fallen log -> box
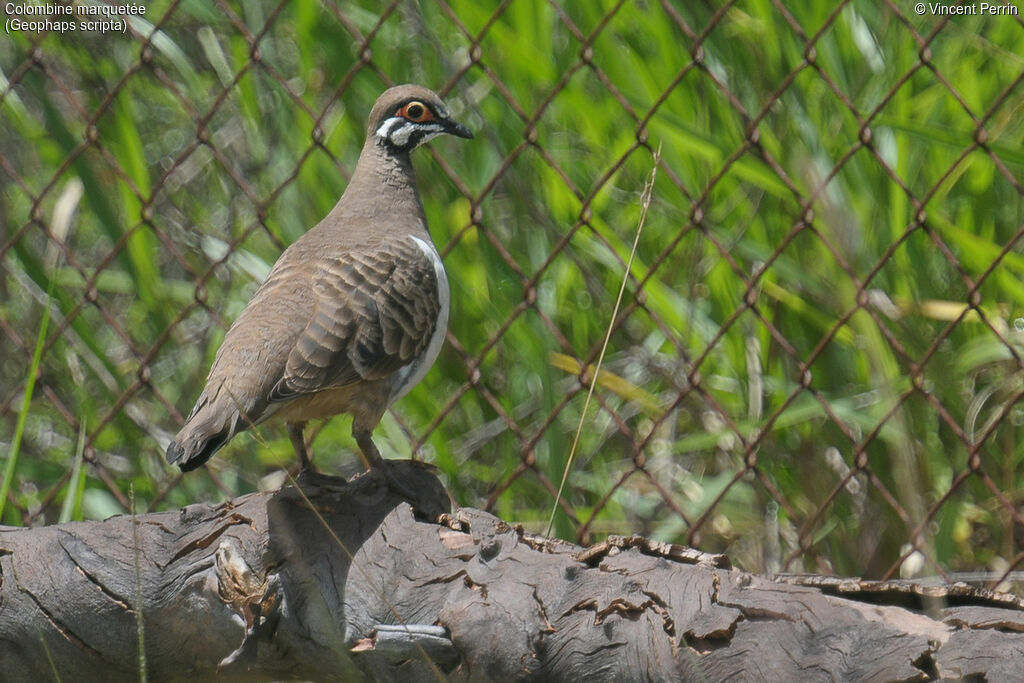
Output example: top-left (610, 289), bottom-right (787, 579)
top-left (1, 461), bottom-right (1022, 681)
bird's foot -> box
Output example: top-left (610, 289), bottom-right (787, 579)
top-left (352, 432), bottom-right (441, 504)
top-left (346, 459), bottom-right (427, 502)
top-left (295, 464), bottom-right (346, 488)
top-left (375, 461), bottom-right (423, 501)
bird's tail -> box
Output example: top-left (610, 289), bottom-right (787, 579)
top-left (166, 427), bottom-right (229, 472)
top-left (166, 401), bottom-right (238, 471)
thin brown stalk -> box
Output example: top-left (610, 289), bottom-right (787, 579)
top-left (546, 146), bottom-right (661, 536)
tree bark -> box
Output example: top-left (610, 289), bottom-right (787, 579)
top-left (1, 462), bottom-right (1022, 682)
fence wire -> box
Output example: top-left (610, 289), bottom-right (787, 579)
top-left (2, 0), bottom-right (1024, 587)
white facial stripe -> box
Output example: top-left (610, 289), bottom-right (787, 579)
top-left (375, 117), bottom-right (402, 140)
top-left (399, 123), bottom-right (444, 147)
top-left (417, 131), bottom-right (443, 146)
top-left (376, 118), bottom-right (447, 148)
top-left (389, 122), bottom-right (416, 147)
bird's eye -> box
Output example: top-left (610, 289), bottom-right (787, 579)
top-left (399, 101), bottom-right (433, 123)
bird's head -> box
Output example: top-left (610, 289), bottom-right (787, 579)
top-left (368, 84), bottom-right (473, 153)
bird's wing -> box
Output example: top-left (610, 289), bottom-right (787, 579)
top-left (269, 238), bottom-right (442, 401)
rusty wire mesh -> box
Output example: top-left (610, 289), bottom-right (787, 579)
top-left (2, 0), bottom-right (1024, 585)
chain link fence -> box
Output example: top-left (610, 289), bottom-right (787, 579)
top-left (2, 0), bottom-right (1024, 586)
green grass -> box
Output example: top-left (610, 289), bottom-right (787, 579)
top-left (0, 264), bottom-right (54, 524)
top-left (1, 0), bottom-right (1023, 581)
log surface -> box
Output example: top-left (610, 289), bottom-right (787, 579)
top-left (1, 463), bottom-right (1022, 681)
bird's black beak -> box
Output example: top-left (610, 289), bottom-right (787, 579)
top-left (445, 118), bottom-right (474, 139)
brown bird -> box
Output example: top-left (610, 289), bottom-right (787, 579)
top-left (167, 84), bottom-right (472, 475)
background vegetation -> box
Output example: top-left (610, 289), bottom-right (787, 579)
top-left (2, 0), bottom-right (1023, 585)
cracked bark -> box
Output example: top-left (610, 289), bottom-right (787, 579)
top-left (1, 462), bottom-right (1023, 682)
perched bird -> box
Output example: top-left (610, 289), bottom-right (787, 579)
top-left (167, 84), bottom-right (472, 476)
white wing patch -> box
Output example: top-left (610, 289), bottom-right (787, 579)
top-left (389, 236), bottom-right (449, 403)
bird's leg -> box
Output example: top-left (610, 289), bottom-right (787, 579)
top-left (353, 427), bottom-right (385, 470)
top-left (353, 424), bottom-right (419, 500)
top-left (287, 421), bottom-right (314, 471)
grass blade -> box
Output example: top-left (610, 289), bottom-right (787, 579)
top-left (546, 146), bottom-right (661, 537)
top-left (58, 422), bottom-right (88, 524)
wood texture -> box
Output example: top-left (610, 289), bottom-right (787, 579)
top-left (1, 463), bottom-right (1022, 681)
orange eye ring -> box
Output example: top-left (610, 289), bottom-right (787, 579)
top-left (397, 101), bottom-right (435, 123)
